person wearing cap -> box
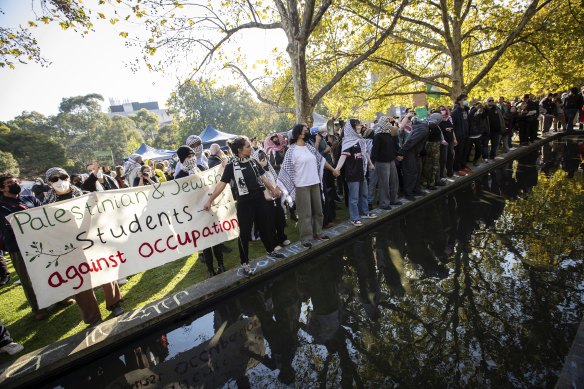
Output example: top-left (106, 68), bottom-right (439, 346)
top-left (44, 167), bottom-right (124, 325)
top-left (0, 173), bottom-right (48, 319)
top-left (204, 136), bottom-right (285, 276)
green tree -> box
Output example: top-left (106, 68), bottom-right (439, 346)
top-left (0, 150), bottom-right (20, 176)
top-left (1, 1), bottom-right (93, 69)
top-left (129, 108), bottom-right (159, 143)
top-left (123, 0), bottom-right (408, 124)
top-left (168, 80), bottom-right (262, 139)
top-left (0, 126), bottom-right (67, 177)
top-left (155, 121), bottom-right (181, 150)
top-left (363, 0), bottom-right (558, 101)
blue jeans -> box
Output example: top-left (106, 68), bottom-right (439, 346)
top-left (367, 168), bottom-right (377, 205)
top-left (347, 180), bottom-right (369, 221)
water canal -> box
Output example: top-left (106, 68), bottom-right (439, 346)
top-left (43, 136), bottom-right (584, 388)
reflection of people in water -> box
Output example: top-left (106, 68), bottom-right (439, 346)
top-left (349, 235), bottom-right (381, 321)
top-left (375, 220), bottom-right (409, 296)
top-left (238, 273), bottom-right (301, 385)
top-left (562, 137), bottom-right (581, 178)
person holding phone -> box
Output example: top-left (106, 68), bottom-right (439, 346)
top-left (133, 165), bottom-right (158, 187)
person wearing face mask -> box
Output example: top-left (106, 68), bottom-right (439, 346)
top-left (205, 136), bottom-right (286, 276)
top-left (334, 119), bottom-right (377, 226)
top-left (176, 145), bottom-right (227, 276)
top-left (82, 160), bottom-right (119, 192)
top-left (133, 165), bottom-right (159, 187)
top-left (452, 94), bottom-right (471, 176)
top-left (468, 102), bottom-right (489, 166)
top-left (44, 167), bottom-right (124, 325)
top-left (0, 174), bottom-right (48, 319)
top-left (115, 165), bottom-right (128, 188)
top-left (437, 106), bottom-right (457, 179)
top-left (264, 133), bottom-right (287, 173)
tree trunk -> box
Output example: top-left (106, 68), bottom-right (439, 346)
top-left (287, 40), bottom-right (314, 126)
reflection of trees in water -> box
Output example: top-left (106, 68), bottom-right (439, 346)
top-left (284, 169), bottom-right (584, 388)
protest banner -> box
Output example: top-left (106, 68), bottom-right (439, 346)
top-left (8, 167), bottom-right (238, 309)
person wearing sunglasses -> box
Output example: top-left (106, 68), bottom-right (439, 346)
top-left (44, 167), bottom-right (124, 325)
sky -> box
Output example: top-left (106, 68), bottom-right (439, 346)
top-left (0, 1), bottom-right (286, 122)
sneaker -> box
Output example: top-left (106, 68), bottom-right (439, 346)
top-left (351, 220), bottom-right (363, 226)
top-left (117, 278), bottom-right (128, 286)
top-left (483, 159), bottom-right (489, 164)
top-left (456, 170), bottom-right (467, 177)
top-left (282, 239), bottom-right (291, 246)
top-left (405, 195), bottom-right (416, 201)
top-left (0, 342), bottom-right (24, 356)
top-left (390, 201), bottom-right (403, 206)
top-left (268, 251), bottom-right (286, 259)
top-left (241, 263), bottom-right (255, 276)
top-left (302, 241), bottom-right (313, 248)
top-left (14, 279), bottom-right (21, 286)
top-left (315, 234), bottom-right (330, 241)
top-left (361, 213), bottom-right (378, 219)
top-left (0, 274), bottom-right (9, 286)
top-left (435, 180), bottom-right (447, 187)
top-left (273, 245), bottom-right (282, 251)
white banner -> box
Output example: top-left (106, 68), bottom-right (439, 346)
top-left (8, 167), bottom-right (239, 309)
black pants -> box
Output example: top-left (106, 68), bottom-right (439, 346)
top-left (0, 252), bottom-right (8, 278)
top-left (402, 151), bottom-right (422, 196)
top-left (0, 323), bottom-right (14, 347)
top-left (202, 244), bottom-right (224, 271)
top-left (267, 199), bottom-right (287, 245)
top-left (322, 170), bottom-right (336, 226)
top-left (454, 137), bottom-right (469, 171)
top-left (237, 199), bottom-right (275, 264)
top-left (528, 119), bottom-right (538, 141)
top-left (440, 142), bottom-right (455, 177)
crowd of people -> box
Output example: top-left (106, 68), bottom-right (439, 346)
top-left (0, 88), bottom-right (583, 356)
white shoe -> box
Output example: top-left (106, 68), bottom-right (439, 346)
top-left (241, 263), bottom-right (255, 276)
top-left (282, 240), bottom-right (291, 246)
top-left (117, 278), bottom-right (128, 286)
top-left (273, 245), bottom-right (282, 251)
top-left (14, 279), bottom-right (21, 285)
top-left (0, 342), bottom-right (24, 356)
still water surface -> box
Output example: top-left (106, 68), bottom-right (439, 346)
top-left (46, 138), bottom-right (584, 388)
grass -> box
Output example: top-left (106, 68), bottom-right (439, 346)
top-left (0, 206), bottom-right (349, 365)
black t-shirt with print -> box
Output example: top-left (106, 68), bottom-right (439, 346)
top-left (342, 143), bottom-right (365, 182)
top-left (220, 159), bottom-right (266, 202)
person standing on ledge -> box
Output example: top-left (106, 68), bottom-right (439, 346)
top-left (44, 167), bottom-right (124, 326)
top-left (204, 136), bottom-right (285, 277)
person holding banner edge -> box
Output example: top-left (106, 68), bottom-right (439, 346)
top-left (44, 167), bottom-right (124, 325)
top-left (203, 136), bottom-right (285, 277)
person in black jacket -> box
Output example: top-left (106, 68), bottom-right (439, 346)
top-left (82, 160), bottom-right (119, 192)
top-left (371, 116), bottom-right (401, 210)
top-left (523, 94), bottom-right (540, 141)
top-left (563, 87), bottom-right (584, 132)
top-left (451, 94), bottom-right (471, 176)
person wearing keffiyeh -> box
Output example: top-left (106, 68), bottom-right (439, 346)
top-left (334, 119), bottom-right (377, 226)
top-left (277, 124), bottom-right (339, 248)
top-left (204, 136), bottom-right (286, 276)
top-left (123, 154), bottom-right (143, 187)
top-left (44, 167), bottom-right (125, 325)
top-left (263, 133), bottom-right (288, 172)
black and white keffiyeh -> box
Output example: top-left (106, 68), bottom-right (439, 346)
top-left (276, 143), bottom-right (324, 201)
top-left (341, 120), bottom-right (369, 174)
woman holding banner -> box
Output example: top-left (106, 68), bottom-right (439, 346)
top-left (203, 137), bottom-right (285, 277)
top-left (44, 167), bottom-right (125, 325)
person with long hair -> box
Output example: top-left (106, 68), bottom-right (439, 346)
top-left (204, 136), bottom-right (285, 276)
top-left (278, 124), bottom-right (339, 247)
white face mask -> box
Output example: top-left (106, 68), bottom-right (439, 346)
top-left (462, 100), bottom-right (469, 106)
top-left (96, 171), bottom-right (104, 179)
top-left (183, 158), bottom-right (198, 172)
top-left (52, 179), bottom-right (70, 194)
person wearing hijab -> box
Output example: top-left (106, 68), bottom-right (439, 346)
top-left (123, 154), bottom-right (143, 187)
top-left (278, 124), bottom-right (338, 247)
top-left (44, 167), bottom-right (124, 325)
top-left (334, 119), bottom-right (377, 226)
top-left (264, 133), bottom-right (288, 173)
top-left (204, 137), bottom-right (285, 276)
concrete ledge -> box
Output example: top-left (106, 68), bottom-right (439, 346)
top-left (0, 133), bottom-right (566, 388)
top-left (555, 317), bottom-right (584, 389)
